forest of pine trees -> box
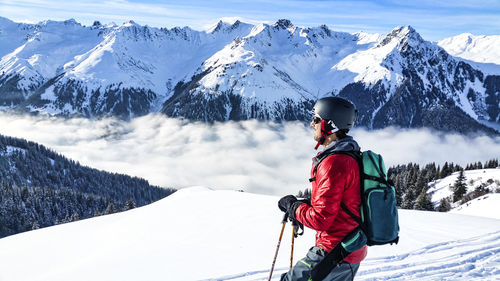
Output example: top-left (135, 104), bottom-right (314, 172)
top-left (0, 134), bottom-right (176, 238)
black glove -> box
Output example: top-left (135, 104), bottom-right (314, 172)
top-left (279, 195), bottom-right (307, 237)
top-left (278, 195), bottom-right (298, 213)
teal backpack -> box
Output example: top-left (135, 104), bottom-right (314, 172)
top-left (309, 150), bottom-right (399, 281)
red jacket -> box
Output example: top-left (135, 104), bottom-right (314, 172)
top-left (295, 154), bottom-right (367, 264)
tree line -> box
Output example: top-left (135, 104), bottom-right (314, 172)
top-left (0, 134), bottom-right (175, 238)
top-left (388, 159), bottom-right (499, 211)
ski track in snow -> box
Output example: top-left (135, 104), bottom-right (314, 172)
top-left (208, 231), bottom-right (500, 281)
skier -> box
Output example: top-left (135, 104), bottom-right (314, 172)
top-left (278, 97), bottom-right (367, 281)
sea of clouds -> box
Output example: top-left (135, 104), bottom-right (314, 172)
top-left (1, 112), bottom-right (499, 195)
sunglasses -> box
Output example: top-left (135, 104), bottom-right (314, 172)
top-left (312, 116), bottom-right (322, 124)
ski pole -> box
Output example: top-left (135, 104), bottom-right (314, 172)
top-left (268, 212), bottom-right (289, 281)
top-left (290, 224), bottom-right (295, 269)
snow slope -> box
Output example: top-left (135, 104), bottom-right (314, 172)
top-left (427, 168), bottom-right (500, 219)
top-left (0, 186), bottom-right (499, 281)
top-left (450, 193), bottom-right (500, 219)
top-left (438, 33), bottom-right (500, 65)
top-left (438, 33), bottom-right (500, 75)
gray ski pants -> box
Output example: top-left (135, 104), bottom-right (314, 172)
top-left (281, 246), bottom-right (360, 281)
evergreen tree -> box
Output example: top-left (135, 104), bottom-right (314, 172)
top-left (105, 202), bottom-right (116, 215)
top-left (437, 197), bottom-right (451, 212)
top-left (125, 198), bottom-right (135, 210)
top-left (415, 187), bottom-right (434, 211)
top-left (485, 158), bottom-right (499, 168)
top-left (32, 221), bottom-right (40, 230)
top-left (297, 190), bottom-right (304, 198)
top-left (439, 162), bottom-right (450, 179)
top-left (415, 174), bottom-right (427, 196)
top-left (70, 213), bottom-right (80, 222)
top-left (426, 163), bottom-right (438, 181)
top-left (452, 170), bottom-right (467, 202)
top-left (393, 174), bottom-right (403, 206)
top-left (453, 164), bottom-right (463, 172)
top-left (401, 183), bottom-right (417, 209)
top-left (303, 188), bottom-right (311, 200)
top-left (296, 188), bottom-right (311, 200)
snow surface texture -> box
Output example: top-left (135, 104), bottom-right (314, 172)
top-left (0, 187), bottom-right (499, 281)
top-left (451, 193), bottom-right (500, 219)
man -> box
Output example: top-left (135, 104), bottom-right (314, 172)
top-left (278, 97), bottom-right (367, 281)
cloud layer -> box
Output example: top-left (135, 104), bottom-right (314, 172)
top-left (0, 113), bottom-right (498, 195)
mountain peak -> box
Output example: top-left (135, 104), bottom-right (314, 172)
top-left (120, 20), bottom-right (144, 29)
top-left (64, 18), bottom-right (78, 25)
top-left (319, 24), bottom-right (332, 37)
top-left (393, 25), bottom-right (417, 37)
top-left (231, 20), bottom-right (242, 28)
top-left (274, 19), bottom-right (294, 30)
top-left (36, 18), bottom-right (82, 28)
top-left (211, 20), bottom-right (227, 33)
top-left (205, 18), bottom-right (254, 33)
top-left (379, 25), bottom-right (424, 47)
top-left (209, 19), bottom-right (245, 33)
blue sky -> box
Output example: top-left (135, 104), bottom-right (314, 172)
top-left (0, 0), bottom-right (499, 41)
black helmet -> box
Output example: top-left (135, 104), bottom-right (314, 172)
top-left (313, 97), bottom-right (358, 131)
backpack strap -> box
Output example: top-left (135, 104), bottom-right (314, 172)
top-left (309, 150), bottom-right (361, 182)
top-left (340, 202), bottom-right (363, 226)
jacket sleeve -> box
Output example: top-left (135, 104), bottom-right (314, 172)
top-left (295, 156), bottom-right (347, 231)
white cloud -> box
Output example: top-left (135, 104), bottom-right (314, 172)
top-left (0, 113), bottom-right (499, 195)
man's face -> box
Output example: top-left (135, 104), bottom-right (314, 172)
top-left (311, 115), bottom-right (322, 141)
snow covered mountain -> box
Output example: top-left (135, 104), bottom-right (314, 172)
top-left (0, 17), bottom-right (254, 118)
top-left (438, 33), bottom-right (500, 66)
top-left (0, 17), bottom-right (499, 134)
top-left (438, 33), bottom-right (500, 101)
top-left (0, 186), bottom-right (499, 280)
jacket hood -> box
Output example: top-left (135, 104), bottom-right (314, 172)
top-left (313, 136), bottom-right (360, 165)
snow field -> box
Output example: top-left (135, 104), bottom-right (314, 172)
top-left (1, 187), bottom-right (499, 281)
